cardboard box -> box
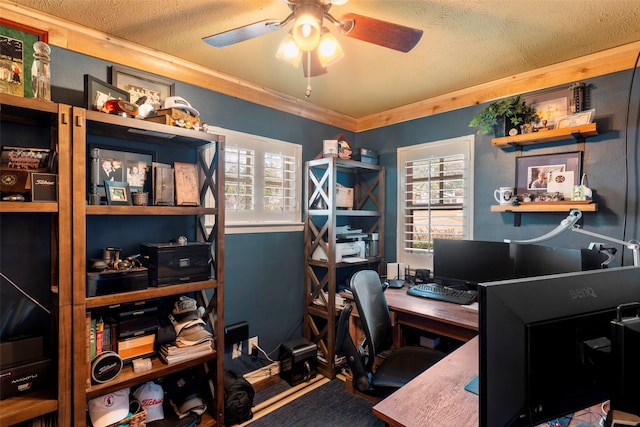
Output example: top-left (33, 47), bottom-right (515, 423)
top-left (141, 242), bottom-right (211, 286)
top-left (117, 333), bottom-right (155, 361)
top-left (0, 358), bottom-right (51, 400)
top-left (336, 185), bottom-right (353, 208)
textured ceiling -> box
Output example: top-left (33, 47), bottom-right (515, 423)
top-left (9, 0), bottom-right (640, 118)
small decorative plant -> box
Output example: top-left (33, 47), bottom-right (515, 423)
top-left (469, 95), bottom-right (539, 135)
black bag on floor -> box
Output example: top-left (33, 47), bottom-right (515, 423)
top-left (224, 370), bottom-right (255, 425)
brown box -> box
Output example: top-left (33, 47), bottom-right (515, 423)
top-left (0, 358), bottom-right (51, 400)
top-left (144, 108), bottom-right (200, 127)
top-left (117, 333), bottom-right (155, 361)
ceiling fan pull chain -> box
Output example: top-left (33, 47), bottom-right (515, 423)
top-left (305, 51), bottom-right (312, 97)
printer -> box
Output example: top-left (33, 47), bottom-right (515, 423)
top-left (312, 241), bottom-right (366, 262)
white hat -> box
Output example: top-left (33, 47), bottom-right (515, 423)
top-left (162, 96), bottom-right (200, 117)
top-left (133, 381), bottom-right (164, 422)
top-left (88, 387), bottom-right (130, 427)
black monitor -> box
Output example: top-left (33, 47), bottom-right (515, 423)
top-left (432, 239), bottom-right (514, 288)
top-left (478, 266), bottom-right (640, 426)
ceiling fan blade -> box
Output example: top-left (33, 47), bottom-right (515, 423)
top-left (340, 13), bottom-right (423, 52)
top-left (203, 20), bottom-right (281, 48)
top-left (303, 49), bottom-right (328, 78)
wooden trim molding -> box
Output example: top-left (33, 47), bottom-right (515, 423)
top-left (2, 1), bottom-right (639, 133)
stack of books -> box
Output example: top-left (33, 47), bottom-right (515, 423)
top-left (158, 340), bottom-right (213, 365)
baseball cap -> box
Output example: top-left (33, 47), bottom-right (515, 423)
top-left (133, 382), bottom-right (164, 422)
top-left (162, 96), bottom-right (199, 117)
top-left (164, 371), bottom-right (207, 418)
top-left (173, 296), bottom-right (198, 315)
top-left (88, 387), bottom-right (130, 427)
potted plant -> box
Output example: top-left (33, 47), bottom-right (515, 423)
top-left (469, 95), bottom-right (539, 136)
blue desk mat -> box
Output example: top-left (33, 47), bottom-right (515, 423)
top-left (464, 375), bottom-right (478, 394)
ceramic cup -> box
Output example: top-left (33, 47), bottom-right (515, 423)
top-left (494, 187), bottom-right (515, 205)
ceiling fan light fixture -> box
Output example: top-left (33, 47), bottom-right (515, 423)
top-left (276, 32), bottom-right (302, 67)
top-left (291, 3), bottom-right (323, 51)
top-left (317, 28), bottom-right (344, 68)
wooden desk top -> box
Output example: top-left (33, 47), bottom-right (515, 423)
top-left (373, 336), bottom-right (479, 427)
top-left (383, 287), bottom-right (479, 332)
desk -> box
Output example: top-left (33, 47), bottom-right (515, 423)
top-left (382, 287), bottom-right (478, 344)
top-left (373, 337), bottom-right (610, 427)
top-left (373, 336), bottom-right (479, 427)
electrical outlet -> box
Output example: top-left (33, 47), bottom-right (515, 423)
top-left (248, 336), bottom-right (258, 356)
top-left (232, 342), bottom-right (242, 359)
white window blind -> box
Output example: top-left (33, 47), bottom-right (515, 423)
top-left (205, 127), bottom-right (302, 231)
top-left (397, 135), bottom-right (474, 269)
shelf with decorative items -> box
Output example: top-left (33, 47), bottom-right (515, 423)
top-left (491, 201), bottom-right (598, 226)
top-left (492, 123), bottom-right (598, 149)
top-left (70, 106), bottom-right (225, 426)
top-left (304, 156), bottom-right (385, 378)
top-left (0, 93), bottom-right (72, 427)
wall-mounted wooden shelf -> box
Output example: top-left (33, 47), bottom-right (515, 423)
top-left (492, 202), bottom-right (597, 226)
top-left (492, 123), bottom-right (598, 148)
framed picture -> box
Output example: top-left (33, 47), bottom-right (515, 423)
top-left (84, 75), bottom-right (130, 112)
top-left (515, 151), bottom-right (582, 195)
top-left (524, 88), bottom-right (569, 131)
top-left (105, 181), bottom-right (132, 205)
top-left (111, 65), bottom-right (175, 110)
top-left (89, 145), bottom-right (154, 201)
top-left (174, 162), bottom-right (199, 206)
top-left (0, 18), bottom-right (48, 98)
top-left (556, 109), bottom-right (595, 129)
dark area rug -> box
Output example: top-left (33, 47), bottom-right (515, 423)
top-left (246, 379), bottom-right (386, 427)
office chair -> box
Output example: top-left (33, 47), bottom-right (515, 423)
top-left (336, 270), bottom-right (445, 398)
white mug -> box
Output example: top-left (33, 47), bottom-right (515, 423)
top-left (494, 187), bottom-right (515, 205)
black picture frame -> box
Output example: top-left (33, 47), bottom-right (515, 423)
top-left (515, 151), bottom-right (582, 195)
top-left (105, 181), bottom-right (132, 205)
top-left (111, 65), bottom-right (175, 111)
top-left (89, 145), bottom-right (154, 203)
top-left (84, 75), bottom-right (130, 112)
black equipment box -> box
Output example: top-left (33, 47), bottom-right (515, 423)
top-left (0, 358), bottom-right (51, 400)
top-left (141, 242), bottom-right (211, 287)
top-left (86, 268), bottom-right (148, 297)
top-left (0, 336), bottom-right (43, 368)
top-left (116, 305), bottom-right (158, 339)
top-left (610, 302), bottom-right (640, 416)
top-left (351, 147), bottom-right (379, 165)
top-left (279, 338), bottom-right (317, 386)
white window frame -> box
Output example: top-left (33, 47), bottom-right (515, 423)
top-left (204, 126), bottom-right (303, 234)
top-left (397, 135), bottom-right (475, 270)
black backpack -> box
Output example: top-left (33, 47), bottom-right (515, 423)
top-left (224, 370), bottom-right (255, 425)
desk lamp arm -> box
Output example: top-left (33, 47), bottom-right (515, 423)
top-left (569, 225), bottom-right (640, 267)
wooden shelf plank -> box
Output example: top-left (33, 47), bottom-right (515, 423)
top-left (0, 201), bottom-right (58, 212)
top-left (0, 387), bottom-right (58, 427)
top-left (491, 202), bottom-right (598, 213)
top-left (492, 123), bottom-right (597, 148)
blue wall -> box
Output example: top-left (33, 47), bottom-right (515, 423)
top-left (48, 47), bottom-right (639, 372)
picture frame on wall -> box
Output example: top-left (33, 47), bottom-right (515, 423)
top-left (90, 145), bottom-right (154, 201)
top-left (84, 75), bottom-right (130, 112)
top-left (524, 88), bottom-right (570, 131)
top-left (0, 18), bottom-right (48, 98)
top-left (105, 181), bottom-right (132, 206)
top-left (555, 109), bottom-right (595, 129)
top-left (515, 151), bottom-right (582, 196)
top-left (111, 65), bottom-right (175, 110)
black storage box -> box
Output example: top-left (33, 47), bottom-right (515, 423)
top-left (141, 242), bottom-right (211, 287)
top-left (351, 147), bottom-right (379, 165)
top-left (116, 305), bottom-right (158, 339)
top-left (0, 358), bottom-right (51, 400)
top-left (86, 268), bottom-right (148, 297)
top-left (0, 336), bottom-right (43, 368)
top-left (279, 338), bottom-right (317, 386)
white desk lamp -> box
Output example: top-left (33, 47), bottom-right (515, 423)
top-left (504, 209), bottom-right (640, 267)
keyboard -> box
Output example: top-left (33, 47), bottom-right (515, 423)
top-left (407, 283), bottom-right (477, 305)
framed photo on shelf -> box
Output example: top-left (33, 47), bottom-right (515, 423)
top-left (556, 109), bottom-right (595, 129)
top-left (84, 75), bottom-right (130, 112)
top-left (105, 181), bottom-right (132, 205)
top-left (89, 145), bottom-right (154, 201)
top-left (0, 18), bottom-right (48, 98)
top-left (111, 65), bottom-right (175, 110)
top-left (524, 88), bottom-right (569, 131)
top-left (174, 162), bottom-right (199, 206)
top-left (515, 151), bottom-right (582, 195)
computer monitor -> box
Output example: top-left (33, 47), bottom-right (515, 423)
top-left (432, 239), bottom-right (514, 288)
top-left (478, 266), bottom-right (640, 426)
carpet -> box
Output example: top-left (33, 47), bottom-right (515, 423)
top-left (246, 379), bottom-right (386, 427)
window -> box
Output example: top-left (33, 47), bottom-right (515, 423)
top-left (204, 127), bottom-right (302, 233)
top-left (397, 135), bottom-right (474, 269)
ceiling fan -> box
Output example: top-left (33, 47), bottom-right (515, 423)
top-left (202, 0), bottom-right (423, 78)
